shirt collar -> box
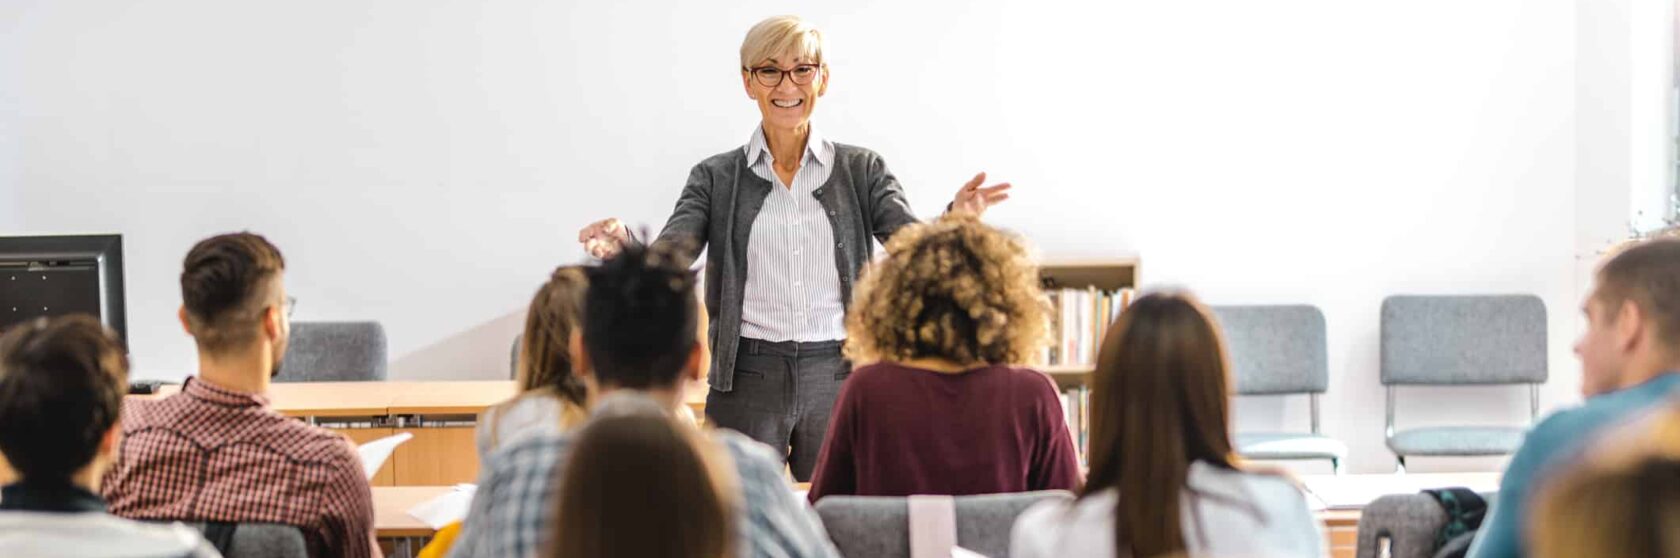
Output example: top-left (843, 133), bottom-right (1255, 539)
top-left (181, 376), bottom-right (270, 408)
top-left (0, 480), bottom-right (107, 513)
top-left (744, 124), bottom-right (834, 169)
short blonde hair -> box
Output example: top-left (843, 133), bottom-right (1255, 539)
top-left (844, 213), bottom-right (1051, 366)
top-left (740, 15), bottom-right (825, 69)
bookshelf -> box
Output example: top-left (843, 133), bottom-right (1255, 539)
top-left (1036, 258), bottom-right (1138, 466)
top-left (1036, 258), bottom-right (1139, 391)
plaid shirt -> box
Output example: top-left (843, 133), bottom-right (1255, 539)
top-left (103, 377), bottom-right (378, 558)
top-left (447, 424), bottom-right (839, 558)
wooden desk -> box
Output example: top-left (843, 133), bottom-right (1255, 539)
top-left (375, 486), bottom-right (452, 538)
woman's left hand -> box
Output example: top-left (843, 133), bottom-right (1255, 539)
top-left (949, 172), bottom-right (1013, 217)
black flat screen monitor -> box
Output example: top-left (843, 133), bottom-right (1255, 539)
top-left (0, 235), bottom-right (127, 343)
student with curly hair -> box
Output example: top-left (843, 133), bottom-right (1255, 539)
top-left (805, 214), bottom-right (1080, 502)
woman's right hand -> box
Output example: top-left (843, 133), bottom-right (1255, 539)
top-left (578, 218), bottom-right (631, 259)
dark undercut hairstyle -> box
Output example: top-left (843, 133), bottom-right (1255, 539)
top-left (0, 315), bottom-right (129, 483)
top-left (582, 241), bottom-right (699, 389)
top-left (1596, 237), bottom-right (1680, 355)
top-left (180, 232), bottom-right (286, 353)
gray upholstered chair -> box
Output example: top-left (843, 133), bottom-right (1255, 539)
top-left (1213, 304), bottom-right (1348, 473)
top-left (509, 334), bottom-right (522, 380)
top-left (1354, 492), bottom-right (1496, 558)
top-left (169, 522), bottom-right (309, 558)
top-left (1381, 295), bottom-right (1546, 470)
top-left (814, 491), bottom-right (1072, 558)
top-left (277, 321), bottom-right (388, 382)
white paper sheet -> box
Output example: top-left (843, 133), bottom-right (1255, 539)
top-left (407, 484), bottom-right (478, 529)
top-left (355, 432), bottom-right (412, 480)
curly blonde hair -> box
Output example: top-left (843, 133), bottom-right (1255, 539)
top-left (845, 213), bottom-right (1050, 366)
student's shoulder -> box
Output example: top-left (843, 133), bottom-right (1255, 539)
top-left (710, 428), bottom-right (791, 478)
top-left (998, 365), bottom-right (1061, 395)
top-left (485, 429), bottom-right (574, 477)
top-left (842, 362), bottom-right (910, 388)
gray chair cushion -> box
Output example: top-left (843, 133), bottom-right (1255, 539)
top-left (278, 321), bottom-right (388, 382)
top-left (1380, 295), bottom-right (1547, 385)
top-left (1355, 492), bottom-right (1497, 558)
top-left (1354, 493), bottom-right (1449, 558)
top-left (814, 491), bottom-right (1073, 558)
top-left (1235, 432), bottom-right (1348, 461)
top-left (173, 522), bottom-right (309, 558)
top-left (1212, 305), bottom-right (1329, 395)
top-left (1386, 426), bottom-right (1527, 456)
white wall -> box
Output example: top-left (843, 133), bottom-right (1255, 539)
top-left (0, 0), bottom-right (1650, 473)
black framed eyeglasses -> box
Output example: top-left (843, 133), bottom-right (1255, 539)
top-left (283, 296), bottom-right (297, 319)
top-left (745, 64), bottom-right (822, 87)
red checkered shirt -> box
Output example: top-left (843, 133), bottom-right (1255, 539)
top-left (103, 377), bottom-right (379, 558)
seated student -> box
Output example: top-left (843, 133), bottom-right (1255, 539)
top-left (1466, 236), bottom-right (1680, 558)
top-left (806, 213), bottom-right (1080, 501)
top-left (1011, 292), bottom-right (1325, 558)
top-left (0, 316), bottom-right (219, 558)
top-left (447, 242), bottom-right (838, 558)
top-left (102, 233), bottom-right (379, 558)
top-left (477, 266), bottom-right (590, 458)
top-left (1530, 404), bottom-right (1680, 558)
top-left (549, 398), bottom-right (738, 558)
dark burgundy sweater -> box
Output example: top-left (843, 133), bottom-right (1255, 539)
top-left (807, 362), bottom-right (1082, 502)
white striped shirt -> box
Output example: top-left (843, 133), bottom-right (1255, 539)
top-left (739, 125), bottom-right (848, 342)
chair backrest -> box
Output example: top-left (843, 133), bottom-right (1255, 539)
top-left (1211, 305), bottom-right (1329, 395)
top-left (814, 491), bottom-right (1073, 558)
top-left (1380, 295), bottom-right (1547, 386)
top-left (171, 522), bottom-right (309, 558)
top-left (277, 321), bottom-right (388, 382)
top-left (509, 334), bottom-right (522, 380)
top-left (1354, 492), bottom-right (1496, 558)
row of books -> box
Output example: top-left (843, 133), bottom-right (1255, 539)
top-left (1058, 386), bottom-right (1091, 466)
top-left (1042, 288), bottom-right (1135, 367)
top-left (1044, 288), bottom-right (1133, 465)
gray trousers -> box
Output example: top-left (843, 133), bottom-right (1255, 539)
top-left (705, 337), bottom-right (848, 482)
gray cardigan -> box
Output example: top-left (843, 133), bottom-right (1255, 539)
top-left (650, 143), bottom-right (920, 392)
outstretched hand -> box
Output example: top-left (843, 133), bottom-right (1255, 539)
top-left (949, 172), bottom-right (1012, 217)
top-left (578, 217), bottom-right (631, 259)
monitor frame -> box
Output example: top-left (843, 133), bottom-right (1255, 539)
top-left (0, 234), bottom-right (127, 343)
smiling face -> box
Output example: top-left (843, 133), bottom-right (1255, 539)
top-left (743, 53), bottom-right (827, 133)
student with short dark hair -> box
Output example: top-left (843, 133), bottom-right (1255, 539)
top-left (806, 214), bottom-right (1080, 501)
top-left (448, 242), bottom-right (838, 558)
top-left (1011, 292), bottom-right (1325, 557)
top-left (102, 232), bottom-right (379, 558)
top-left (1467, 236), bottom-right (1680, 558)
top-left (0, 315), bottom-right (219, 557)
top-left (550, 409), bottom-right (738, 558)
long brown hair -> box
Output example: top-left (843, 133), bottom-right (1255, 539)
top-left (516, 266), bottom-right (589, 407)
top-left (1082, 291), bottom-right (1238, 557)
top-left (549, 413), bottom-right (737, 558)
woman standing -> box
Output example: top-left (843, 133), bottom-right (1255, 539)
top-left (577, 15), bottom-right (1011, 480)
